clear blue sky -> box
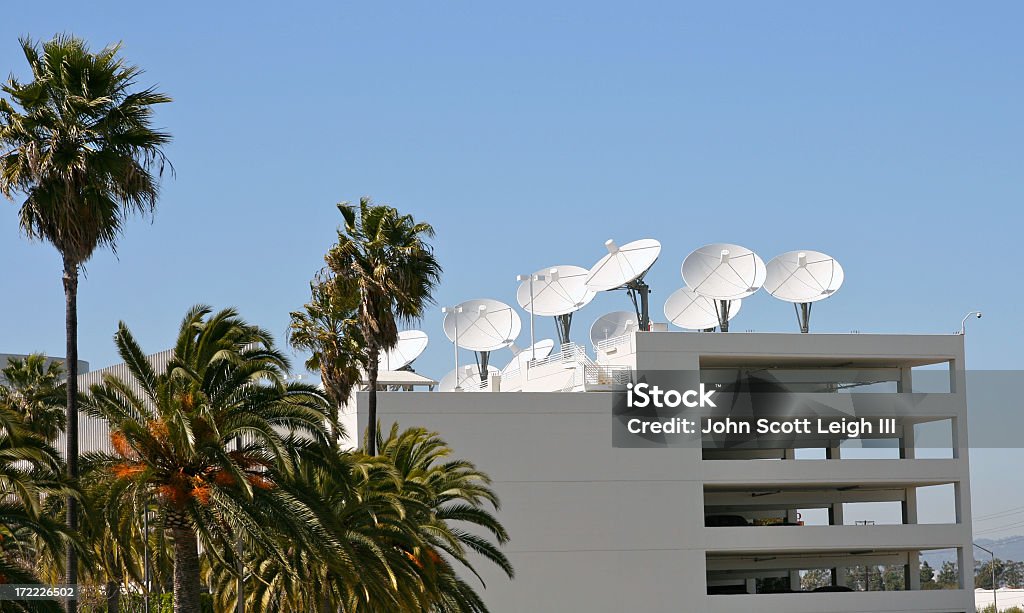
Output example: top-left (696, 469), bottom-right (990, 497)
top-left (2, 2), bottom-right (1022, 534)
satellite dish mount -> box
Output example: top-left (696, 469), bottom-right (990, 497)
top-left (795, 302), bottom-right (812, 334)
top-left (625, 277), bottom-right (652, 332)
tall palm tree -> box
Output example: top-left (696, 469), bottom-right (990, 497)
top-left (287, 281), bottom-right (366, 446)
top-left (0, 34), bottom-right (172, 606)
top-left (82, 306), bottom-right (330, 613)
top-left (323, 198), bottom-right (441, 454)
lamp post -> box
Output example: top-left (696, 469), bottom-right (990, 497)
top-left (974, 542), bottom-right (998, 611)
top-left (516, 273), bottom-right (546, 363)
top-left (442, 306), bottom-right (463, 390)
top-left (959, 311), bottom-right (982, 335)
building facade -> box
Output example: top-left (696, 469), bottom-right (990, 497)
top-left (0, 353), bottom-right (89, 383)
top-left (358, 331), bottom-right (975, 613)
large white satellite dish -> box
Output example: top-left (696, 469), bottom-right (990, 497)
top-left (439, 365), bottom-right (499, 392)
top-left (589, 311), bottom-right (639, 347)
top-left (517, 265), bottom-right (596, 344)
top-left (502, 339), bottom-right (556, 376)
top-left (681, 243), bottom-right (765, 332)
top-left (663, 287), bottom-right (742, 331)
top-left (764, 250), bottom-right (844, 333)
top-left (585, 238), bottom-right (661, 331)
top-left (378, 330), bottom-right (428, 371)
top-left (443, 298), bottom-right (521, 382)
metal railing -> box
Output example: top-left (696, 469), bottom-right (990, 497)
top-left (594, 333), bottom-right (632, 354)
top-left (583, 365), bottom-right (632, 387)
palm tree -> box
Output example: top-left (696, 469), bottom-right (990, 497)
top-left (0, 34), bottom-right (172, 605)
top-left (323, 198), bottom-right (441, 454)
top-left (82, 306), bottom-right (330, 613)
top-left (0, 354), bottom-right (66, 442)
top-left (0, 401), bottom-right (82, 612)
top-left (377, 424), bottom-right (513, 612)
top-left (209, 446), bottom-right (441, 612)
top-left (288, 281), bottom-right (366, 446)
top-left (79, 471), bottom-right (149, 613)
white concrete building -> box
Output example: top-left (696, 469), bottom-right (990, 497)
top-left (358, 331), bottom-right (976, 613)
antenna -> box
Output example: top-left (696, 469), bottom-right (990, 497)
top-left (681, 243), bottom-right (765, 332)
top-left (589, 311), bottom-right (639, 347)
top-left (442, 298), bottom-right (521, 384)
top-left (764, 250), bottom-right (844, 333)
top-left (663, 287), bottom-right (742, 332)
top-left (585, 238), bottom-right (661, 331)
top-left (517, 265), bottom-right (596, 345)
top-left (378, 330), bottom-right (428, 371)
top-left (439, 364), bottom-right (499, 392)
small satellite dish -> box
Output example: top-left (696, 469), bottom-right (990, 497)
top-left (663, 287), bottom-right (742, 331)
top-left (502, 339), bottom-right (556, 376)
top-left (585, 238), bottom-right (661, 331)
top-left (764, 250), bottom-right (844, 333)
top-left (681, 243), bottom-right (766, 332)
top-left (443, 298), bottom-right (521, 382)
top-left (517, 265), bottom-right (596, 344)
top-left (379, 330), bottom-right (428, 371)
top-left (439, 364), bottom-right (499, 392)
top-left (589, 311), bottom-right (639, 347)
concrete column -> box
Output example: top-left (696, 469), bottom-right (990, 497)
top-left (830, 496), bottom-right (845, 585)
top-left (784, 446), bottom-right (800, 591)
top-left (898, 370), bottom-right (922, 593)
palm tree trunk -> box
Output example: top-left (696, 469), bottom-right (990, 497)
top-left (366, 345), bottom-right (379, 455)
top-left (63, 258), bottom-right (79, 613)
top-left (171, 527), bottom-right (201, 613)
top-left (104, 579), bottom-right (120, 612)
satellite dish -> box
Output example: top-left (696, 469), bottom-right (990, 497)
top-left (764, 250), bottom-right (844, 333)
top-left (502, 338), bottom-right (555, 376)
top-left (379, 330), bottom-right (428, 371)
top-left (439, 364), bottom-right (499, 392)
top-left (589, 311), bottom-right (639, 347)
top-left (663, 287), bottom-right (742, 331)
top-left (681, 243), bottom-right (766, 332)
top-left (585, 238), bottom-right (661, 331)
top-left (443, 298), bottom-right (521, 382)
top-left (517, 265), bottom-right (596, 344)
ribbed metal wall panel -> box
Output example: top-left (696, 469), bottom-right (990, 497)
top-left (57, 349), bottom-right (175, 456)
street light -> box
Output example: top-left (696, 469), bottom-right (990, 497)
top-left (442, 306), bottom-right (463, 390)
top-left (958, 311), bottom-right (982, 335)
top-left (974, 542), bottom-right (998, 611)
top-left (516, 273), bottom-right (545, 363)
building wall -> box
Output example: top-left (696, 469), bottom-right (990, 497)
top-left (58, 349), bottom-right (175, 455)
top-left (357, 331), bottom-right (976, 613)
top-left (0, 353), bottom-right (90, 383)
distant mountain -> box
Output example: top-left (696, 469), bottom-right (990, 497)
top-left (921, 535), bottom-right (1024, 569)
